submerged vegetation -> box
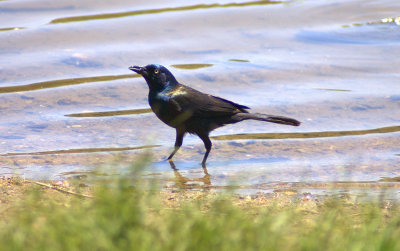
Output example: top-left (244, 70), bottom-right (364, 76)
top-left (0, 157), bottom-right (400, 251)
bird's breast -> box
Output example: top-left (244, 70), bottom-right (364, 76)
top-left (148, 93), bottom-right (187, 128)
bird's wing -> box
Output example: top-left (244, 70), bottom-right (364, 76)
top-left (171, 85), bottom-right (250, 118)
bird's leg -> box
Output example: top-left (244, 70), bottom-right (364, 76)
top-left (167, 129), bottom-right (185, 160)
top-left (198, 134), bottom-right (212, 165)
top-left (201, 161), bottom-right (211, 187)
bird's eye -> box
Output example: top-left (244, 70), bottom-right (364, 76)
top-left (154, 69), bottom-right (159, 74)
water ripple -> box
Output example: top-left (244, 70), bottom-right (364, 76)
top-left (171, 64), bottom-right (213, 70)
top-left (0, 74), bottom-right (137, 94)
top-left (1, 145), bottom-right (159, 156)
top-left (65, 108), bottom-right (152, 117)
top-left (212, 126), bottom-right (400, 140)
top-left (49, 0), bottom-right (284, 24)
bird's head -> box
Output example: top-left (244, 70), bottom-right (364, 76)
top-left (129, 64), bottom-right (177, 91)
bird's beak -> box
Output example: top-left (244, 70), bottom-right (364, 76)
top-left (129, 66), bottom-right (147, 76)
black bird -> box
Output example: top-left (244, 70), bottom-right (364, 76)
top-left (129, 64), bottom-right (300, 164)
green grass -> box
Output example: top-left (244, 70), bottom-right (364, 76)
top-left (1, 159), bottom-right (400, 251)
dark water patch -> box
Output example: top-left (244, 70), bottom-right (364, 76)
top-left (100, 91), bottom-right (119, 98)
top-left (297, 19), bottom-right (400, 45)
top-left (26, 124), bottom-right (48, 131)
top-left (390, 95), bottom-right (400, 101)
top-left (184, 49), bottom-right (222, 55)
top-left (20, 95), bottom-right (35, 100)
top-left (171, 64), bottom-right (213, 70)
top-left (0, 135), bottom-right (25, 140)
top-left (65, 108), bottom-right (152, 117)
top-left (1, 145), bottom-right (160, 156)
top-left (351, 104), bottom-right (384, 112)
top-left (0, 6), bottom-right (75, 13)
top-left (0, 74), bottom-right (137, 94)
top-left (57, 99), bottom-right (79, 106)
top-left (49, 0), bottom-right (284, 24)
top-left (195, 73), bottom-right (215, 82)
top-left (297, 30), bottom-right (366, 44)
top-left (212, 125), bottom-right (400, 141)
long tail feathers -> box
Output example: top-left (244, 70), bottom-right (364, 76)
top-left (239, 113), bottom-right (301, 126)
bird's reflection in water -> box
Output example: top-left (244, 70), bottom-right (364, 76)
top-left (168, 160), bottom-right (211, 189)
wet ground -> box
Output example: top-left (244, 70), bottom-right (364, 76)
top-left (0, 0), bottom-right (399, 197)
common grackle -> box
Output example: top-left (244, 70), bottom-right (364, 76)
top-left (129, 64), bottom-right (300, 164)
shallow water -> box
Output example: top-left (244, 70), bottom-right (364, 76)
top-left (1, 0), bottom-right (400, 196)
